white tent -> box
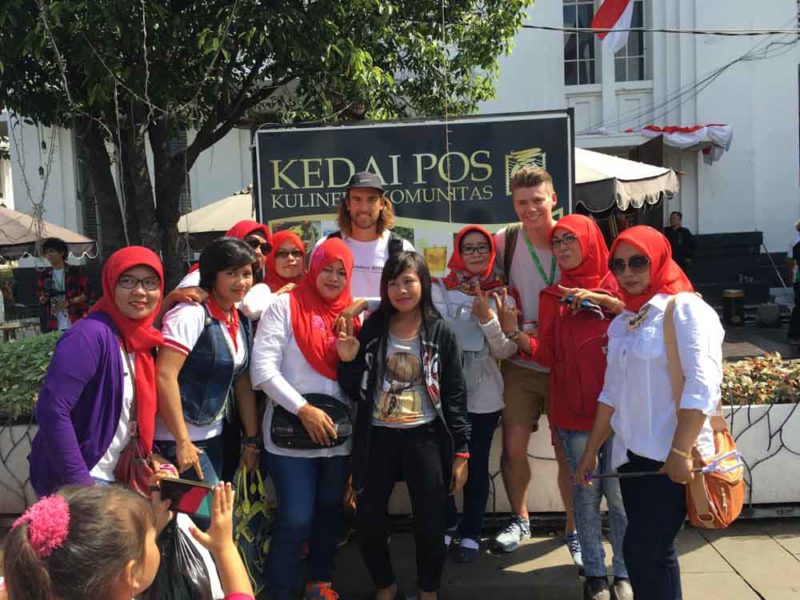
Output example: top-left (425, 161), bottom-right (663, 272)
top-left (574, 147), bottom-right (679, 213)
top-left (178, 191), bottom-right (254, 235)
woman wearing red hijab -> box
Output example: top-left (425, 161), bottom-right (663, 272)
top-left (431, 225), bottom-right (518, 562)
top-left (265, 230), bottom-right (307, 292)
top-left (575, 226), bottom-right (724, 600)
top-left (499, 215), bottom-right (630, 600)
top-left (250, 237), bottom-right (355, 600)
top-left (29, 247), bottom-right (166, 495)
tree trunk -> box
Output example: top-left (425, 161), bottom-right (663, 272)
top-left (119, 123), bottom-right (161, 251)
top-left (74, 117), bottom-right (127, 260)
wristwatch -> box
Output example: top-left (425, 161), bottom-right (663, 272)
top-left (242, 435), bottom-right (263, 449)
top-left (506, 327), bottom-right (522, 341)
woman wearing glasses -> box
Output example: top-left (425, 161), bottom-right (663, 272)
top-left (431, 225), bottom-right (518, 562)
top-left (575, 225), bottom-right (724, 600)
top-left (29, 247), bottom-right (167, 495)
top-left (155, 238), bottom-right (261, 486)
top-left (498, 215), bottom-right (631, 600)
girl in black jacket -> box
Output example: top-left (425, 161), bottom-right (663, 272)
top-left (337, 251), bottom-right (470, 600)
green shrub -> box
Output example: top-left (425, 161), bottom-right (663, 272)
top-left (0, 332), bottom-right (60, 423)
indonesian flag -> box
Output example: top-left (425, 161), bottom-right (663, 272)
top-left (591, 0), bottom-right (634, 54)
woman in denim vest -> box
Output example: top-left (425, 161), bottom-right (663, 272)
top-left (155, 238), bottom-right (260, 485)
top-left (250, 238), bottom-right (355, 600)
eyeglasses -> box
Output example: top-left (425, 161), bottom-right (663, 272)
top-left (245, 237), bottom-right (271, 254)
top-left (550, 233), bottom-right (578, 249)
top-left (275, 249), bottom-right (304, 260)
top-left (461, 244), bottom-right (491, 256)
top-left (609, 255), bottom-right (650, 275)
top-left (117, 275), bottom-right (161, 291)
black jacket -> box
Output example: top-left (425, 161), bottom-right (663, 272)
top-left (338, 311), bottom-right (470, 491)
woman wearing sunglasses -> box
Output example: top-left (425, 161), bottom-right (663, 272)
top-left (29, 247), bottom-right (167, 495)
top-left (498, 215), bottom-right (630, 600)
top-left (575, 225), bottom-right (724, 600)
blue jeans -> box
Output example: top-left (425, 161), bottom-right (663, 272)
top-left (156, 435), bottom-right (224, 486)
top-left (265, 451), bottom-right (349, 600)
top-left (447, 410), bottom-right (501, 542)
top-left (556, 428), bottom-right (628, 579)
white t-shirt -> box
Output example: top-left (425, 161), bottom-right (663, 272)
top-left (90, 348), bottom-right (135, 482)
top-left (176, 271), bottom-right (271, 321)
top-left (312, 231), bottom-right (415, 300)
top-left (155, 303), bottom-right (246, 441)
top-left (494, 226), bottom-right (558, 372)
top-left (51, 268), bottom-right (71, 331)
top-left (599, 293), bottom-right (723, 469)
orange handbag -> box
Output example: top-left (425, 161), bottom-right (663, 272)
top-left (663, 295), bottom-right (745, 529)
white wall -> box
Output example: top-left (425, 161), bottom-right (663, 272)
top-left (188, 127), bottom-right (252, 209)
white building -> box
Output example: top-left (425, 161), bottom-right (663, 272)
top-left (5, 0), bottom-right (800, 253)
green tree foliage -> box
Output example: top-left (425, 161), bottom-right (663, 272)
top-left (0, 0), bottom-right (533, 283)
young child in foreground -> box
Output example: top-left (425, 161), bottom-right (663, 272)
top-left (3, 482), bottom-right (254, 600)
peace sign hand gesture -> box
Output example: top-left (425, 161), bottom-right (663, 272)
top-left (335, 316), bottom-right (360, 363)
top-left (471, 288), bottom-right (496, 324)
top-left (492, 288), bottom-right (520, 335)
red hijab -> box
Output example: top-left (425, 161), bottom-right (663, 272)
top-left (441, 225), bottom-right (504, 293)
top-left (609, 225), bottom-right (694, 312)
top-left (225, 220), bottom-right (272, 247)
top-left (264, 230), bottom-right (306, 292)
top-left (551, 214), bottom-right (611, 290)
top-left (90, 247), bottom-right (164, 451)
top-left (290, 238), bottom-right (354, 380)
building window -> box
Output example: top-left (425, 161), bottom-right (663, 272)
top-left (564, 0), bottom-right (598, 85)
top-left (614, 0), bottom-right (647, 82)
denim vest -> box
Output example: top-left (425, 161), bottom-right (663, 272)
top-left (178, 305), bottom-right (252, 426)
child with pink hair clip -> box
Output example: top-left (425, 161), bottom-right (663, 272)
top-left (3, 482), bottom-right (254, 600)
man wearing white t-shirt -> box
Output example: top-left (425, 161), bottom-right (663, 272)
top-left (312, 171), bottom-right (414, 304)
top-left (492, 167), bottom-right (580, 563)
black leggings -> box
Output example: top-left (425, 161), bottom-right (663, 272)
top-left (356, 422), bottom-right (448, 593)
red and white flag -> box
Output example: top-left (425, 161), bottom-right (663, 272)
top-left (591, 0), bottom-right (634, 54)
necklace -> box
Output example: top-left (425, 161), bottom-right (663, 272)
top-left (627, 304), bottom-right (652, 332)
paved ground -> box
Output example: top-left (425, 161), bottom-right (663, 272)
top-left (331, 519), bottom-right (800, 599)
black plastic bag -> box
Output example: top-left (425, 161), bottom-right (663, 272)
top-left (143, 518), bottom-right (213, 600)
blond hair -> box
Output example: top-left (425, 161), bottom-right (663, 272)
top-left (510, 166), bottom-right (554, 194)
top-left (337, 192), bottom-right (396, 236)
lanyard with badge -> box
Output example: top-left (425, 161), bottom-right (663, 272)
top-left (522, 230), bottom-right (557, 286)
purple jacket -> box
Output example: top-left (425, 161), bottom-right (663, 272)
top-left (29, 312), bottom-right (125, 496)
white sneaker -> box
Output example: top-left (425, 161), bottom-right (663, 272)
top-left (566, 530), bottom-right (583, 567)
top-left (492, 515), bottom-right (531, 553)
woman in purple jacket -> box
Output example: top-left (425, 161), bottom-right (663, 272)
top-left (28, 247), bottom-right (165, 496)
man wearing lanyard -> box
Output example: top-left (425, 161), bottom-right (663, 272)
top-left (492, 167), bottom-right (581, 564)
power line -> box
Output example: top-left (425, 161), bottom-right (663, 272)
top-left (523, 24), bottom-right (800, 36)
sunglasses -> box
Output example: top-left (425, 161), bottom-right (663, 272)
top-left (609, 255), bottom-right (650, 275)
top-left (275, 249), bottom-right (304, 260)
top-left (550, 233), bottom-right (578, 249)
top-left (117, 275), bottom-right (161, 291)
top-left (245, 237), bottom-right (271, 254)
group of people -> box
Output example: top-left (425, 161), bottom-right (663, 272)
top-left (5, 166), bottom-right (725, 600)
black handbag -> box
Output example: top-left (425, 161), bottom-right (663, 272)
top-left (270, 394), bottom-right (353, 450)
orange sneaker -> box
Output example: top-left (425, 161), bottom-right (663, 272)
top-left (304, 582), bottom-right (339, 600)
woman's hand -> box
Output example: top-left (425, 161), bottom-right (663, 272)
top-left (451, 457), bottom-right (469, 492)
top-left (557, 285), bottom-right (623, 316)
top-left (575, 450), bottom-right (599, 487)
top-left (275, 282), bottom-right (297, 295)
top-left (167, 286), bottom-right (208, 307)
top-left (240, 445), bottom-right (260, 473)
top-left (471, 289), bottom-right (495, 324)
top-left (492, 288), bottom-right (519, 334)
top-left (660, 451), bottom-right (694, 485)
top-left (297, 404), bottom-right (338, 446)
top-left (176, 439), bottom-right (204, 480)
top-left (335, 316), bottom-right (360, 362)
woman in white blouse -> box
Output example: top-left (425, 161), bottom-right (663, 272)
top-left (576, 225), bottom-right (724, 600)
top-left (250, 237), bottom-right (355, 600)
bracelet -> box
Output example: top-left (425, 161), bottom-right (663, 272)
top-left (454, 452), bottom-right (470, 459)
top-left (505, 327), bottom-right (522, 341)
top-left (242, 436), bottom-right (263, 449)
top-left (670, 447), bottom-right (692, 459)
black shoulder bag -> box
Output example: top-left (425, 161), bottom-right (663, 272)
top-left (271, 394), bottom-right (353, 450)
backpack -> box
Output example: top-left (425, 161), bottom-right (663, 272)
top-left (327, 230), bottom-right (405, 257)
top-left (502, 223), bottom-right (522, 281)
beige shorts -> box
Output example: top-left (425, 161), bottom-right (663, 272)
top-left (501, 361), bottom-right (550, 430)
